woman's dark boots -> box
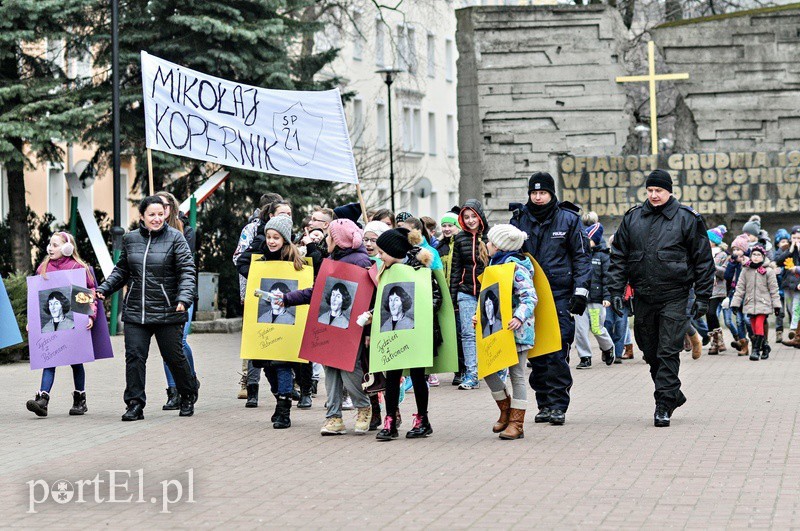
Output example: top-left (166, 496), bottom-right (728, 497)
top-left (69, 391), bottom-right (88, 415)
top-left (162, 387), bottom-right (180, 410)
top-left (273, 396), bottom-right (292, 429)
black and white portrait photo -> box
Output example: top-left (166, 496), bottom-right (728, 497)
top-left (318, 277), bottom-right (358, 329)
top-left (380, 282), bottom-right (415, 332)
top-left (256, 279), bottom-right (297, 325)
top-left (480, 284), bottom-right (502, 339)
top-left (39, 287), bottom-right (75, 334)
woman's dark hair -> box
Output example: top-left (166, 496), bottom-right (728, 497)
top-left (258, 194), bottom-right (286, 223)
top-left (483, 290), bottom-right (499, 318)
top-left (260, 192), bottom-right (283, 210)
top-left (326, 282), bottom-right (352, 311)
top-left (400, 216), bottom-right (432, 243)
top-left (139, 195), bottom-right (167, 216)
top-left (384, 285), bottom-right (412, 313)
top-left (371, 208), bottom-right (395, 227)
top-left (269, 282), bottom-right (291, 295)
top-left (268, 200), bottom-right (293, 218)
top-left (44, 291), bottom-right (71, 316)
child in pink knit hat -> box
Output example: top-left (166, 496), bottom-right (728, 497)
top-left (328, 219), bottom-right (364, 251)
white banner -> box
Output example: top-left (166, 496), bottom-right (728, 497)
top-left (141, 51), bottom-right (358, 184)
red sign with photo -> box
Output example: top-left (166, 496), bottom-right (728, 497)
top-left (299, 259), bottom-right (376, 371)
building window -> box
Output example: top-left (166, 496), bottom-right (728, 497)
top-left (48, 166), bottom-right (66, 222)
top-left (446, 114), bottom-right (456, 157)
top-left (428, 112), bottom-right (437, 155)
top-left (396, 25), bottom-right (407, 71)
top-left (427, 33), bottom-right (436, 78)
top-left (396, 25), bottom-right (417, 74)
top-left (353, 11), bottom-right (364, 61)
top-left (445, 38), bottom-right (454, 82)
top-left (407, 27), bottom-right (417, 74)
top-left (45, 38), bottom-right (66, 77)
top-left (402, 106), bottom-right (422, 153)
top-left (376, 21), bottom-right (385, 67)
top-left (352, 98), bottom-right (364, 147)
top-left (376, 103), bottom-right (387, 149)
top-left (74, 46), bottom-right (92, 85)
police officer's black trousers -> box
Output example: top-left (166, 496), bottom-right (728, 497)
top-left (529, 298), bottom-right (574, 411)
top-left (633, 296), bottom-right (689, 409)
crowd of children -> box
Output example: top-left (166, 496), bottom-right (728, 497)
top-left (24, 191), bottom-right (791, 439)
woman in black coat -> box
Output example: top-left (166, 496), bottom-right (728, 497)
top-left (96, 196), bottom-right (198, 421)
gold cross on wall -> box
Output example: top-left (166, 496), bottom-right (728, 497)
top-left (616, 41), bottom-right (689, 155)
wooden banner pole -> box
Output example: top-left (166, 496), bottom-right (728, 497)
top-left (355, 183), bottom-right (369, 224)
top-left (147, 148), bottom-right (155, 195)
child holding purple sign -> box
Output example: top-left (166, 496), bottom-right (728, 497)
top-left (26, 232), bottom-right (97, 418)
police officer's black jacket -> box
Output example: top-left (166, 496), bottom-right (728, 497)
top-left (98, 222), bottom-right (196, 325)
top-left (608, 197), bottom-right (714, 302)
top-left (509, 200), bottom-right (591, 301)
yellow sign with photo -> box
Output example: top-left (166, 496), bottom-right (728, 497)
top-left (527, 256), bottom-right (561, 358)
top-left (241, 259), bottom-right (313, 362)
top-left (476, 262), bottom-right (520, 379)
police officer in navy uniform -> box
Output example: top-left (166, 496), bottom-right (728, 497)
top-left (510, 172), bottom-right (591, 426)
top-left (607, 169), bottom-right (714, 427)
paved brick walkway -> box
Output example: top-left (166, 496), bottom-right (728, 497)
top-left (2, 331), bottom-right (800, 527)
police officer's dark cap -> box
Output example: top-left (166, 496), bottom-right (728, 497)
top-left (528, 172), bottom-right (556, 196)
top-left (645, 169), bottom-right (673, 193)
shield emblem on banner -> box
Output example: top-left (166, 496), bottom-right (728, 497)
top-left (273, 102), bottom-right (324, 167)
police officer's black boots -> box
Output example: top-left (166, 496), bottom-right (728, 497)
top-left (654, 404), bottom-right (670, 427)
top-left (534, 408), bottom-right (551, 423)
top-left (549, 409), bottom-right (566, 425)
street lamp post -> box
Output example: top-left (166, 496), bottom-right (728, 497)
top-left (376, 67), bottom-right (403, 213)
top-left (110, 0), bottom-right (125, 335)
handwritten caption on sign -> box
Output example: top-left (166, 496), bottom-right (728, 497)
top-left (141, 51), bottom-right (358, 184)
top-left (557, 151), bottom-right (800, 217)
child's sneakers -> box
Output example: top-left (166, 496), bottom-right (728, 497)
top-left (341, 394), bottom-right (354, 411)
top-left (354, 406), bottom-right (372, 434)
top-left (458, 374), bottom-right (480, 390)
top-left (320, 416), bottom-right (347, 435)
top-left (427, 374), bottom-right (440, 387)
top-left (26, 391), bottom-right (49, 417)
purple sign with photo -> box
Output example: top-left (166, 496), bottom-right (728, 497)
top-left (27, 270), bottom-right (94, 369)
top-left (90, 298), bottom-right (114, 360)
